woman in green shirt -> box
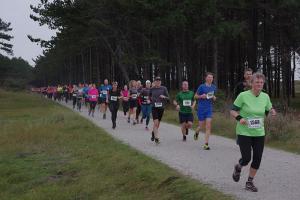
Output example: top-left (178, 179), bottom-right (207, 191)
top-left (230, 72), bottom-right (276, 192)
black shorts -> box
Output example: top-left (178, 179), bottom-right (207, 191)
top-left (129, 99), bottom-right (138, 108)
top-left (179, 112), bottom-right (194, 124)
top-left (90, 101), bottom-right (97, 109)
top-left (152, 107), bottom-right (164, 121)
top-left (98, 98), bottom-right (107, 104)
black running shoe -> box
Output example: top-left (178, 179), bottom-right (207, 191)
top-left (183, 135), bottom-right (187, 141)
top-left (151, 132), bottom-right (155, 141)
top-left (155, 138), bottom-right (160, 144)
top-left (245, 181), bottom-right (258, 192)
top-left (232, 164), bottom-right (241, 182)
top-left (194, 132), bottom-right (199, 141)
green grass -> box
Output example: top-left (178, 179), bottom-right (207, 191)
top-left (0, 90), bottom-right (232, 200)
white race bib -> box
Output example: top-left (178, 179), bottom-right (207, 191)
top-left (111, 96), bottom-right (118, 101)
top-left (155, 102), bottom-right (163, 108)
top-left (183, 100), bottom-right (192, 106)
top-left (247, 118), bottom-right (263, 129)
top-left (206, 92), bottom-right (214, 99)
top-left (102, 90), bottom-right (107, 95)
top-left (72, 94), bottom-right (77, 97)
top-left (91, 95), bottom-right (97, 99)
top-left (143, 96), bottom-right (149, 100)
top-left (132, 94), bottom-right (137, 99)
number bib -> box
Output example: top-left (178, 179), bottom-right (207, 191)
top-left (91, 95), bottom-right (97, 99)
top-left (110, 96), bottom-right (118, 101)
top-left (155, 102), bottom-right (163, 108)
top-left (247, 118), bottom-right (263, 129)
top-left (206, 92), bottom-right (214, 99)
top-left (102, 90), bottom-right (107, 95)
top-left (183, 100), bottom-right (192, 106)
top-left (132, 94), bottom-right (137, 99)
top-left (72, 94), bottom-right (77, 97)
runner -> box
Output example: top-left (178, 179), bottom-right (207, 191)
top-left (234, 68), bottom-right (253, 98)
top-left (83, 84), bottom-right (90, 107)
top-left (150, 76), bottom-right (169, 144)
top-left (56, 85), bottom-right (63, 101)
top-left (121, 84), bottom-right (130, 117)
top-left (136, 80), bottom-right (143, 123)
top-left (88, 84), bottom-right (99, 117)
top-left (230, 72), bottom-right (276, 192)
top-left (194, 72), bottom-right (217, 150)
top-left (63, 85), bottom-right (69, 103)
top-left (72, 84), bottom-right (78, 109)
top-left (234, 68), bottom-right (253, 144)
top-left (76, 84), bottom-right (84, 112)
top-left (128, 80), bottom-right (138, 125)
top-left (173, 80), bottom-right (196, 141)
top-left (108, 82), bottom-right (121, 129)
top-left (98, 79), bottom-right (112, 119)
top-left (140, 80), bottom-right (152, 130)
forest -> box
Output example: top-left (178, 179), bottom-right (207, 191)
top-left (25, 0), bottom-right (300, 103)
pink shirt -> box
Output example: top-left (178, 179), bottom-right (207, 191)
top-left (88, 88), bottom-right (99, 102)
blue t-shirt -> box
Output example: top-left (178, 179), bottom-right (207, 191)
top-left (83, 86), bottom-right (90, 98)
top-left (98, 84), bottom-right (112, 98)
top-left (196, 83), bottom-right (217, 110)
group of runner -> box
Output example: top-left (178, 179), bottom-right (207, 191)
top-left (40, 69), bottom-right (276, 193)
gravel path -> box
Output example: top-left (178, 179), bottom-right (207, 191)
top-left (60, 101), bottom-right (300, 200)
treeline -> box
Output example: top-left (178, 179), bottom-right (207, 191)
top-left (30, 0), bottom-right (300, 102)
top-left (0, 55), bottom-right (33, 89)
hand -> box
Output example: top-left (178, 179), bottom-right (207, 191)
top-left (270, 108), bottom-right (277, 116)
top-left (176, 105), bottom-right (180, 111)
top-left (159, 95), bottom-right (166, 99)
top-left (201, 94), bottom-right (207, 99)
top-left (239, 118), bottom-right (247, 125)
top-left (147, 100), bottom-right (151, 104)
top-left (213, 96), bottom-right (217, 101)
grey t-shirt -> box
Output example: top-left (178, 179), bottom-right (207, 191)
top-left (150, 86), bottom-right (169, 108)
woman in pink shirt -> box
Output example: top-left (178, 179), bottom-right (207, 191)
top-left (88, 84), bottom-right (99, 117)
top-left (121, 84), bottom-right (130, 118)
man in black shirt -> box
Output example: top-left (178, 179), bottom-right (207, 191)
top-left (234, 68), bottom-right (253, 98)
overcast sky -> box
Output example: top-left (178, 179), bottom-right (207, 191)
top-left (0, 0), bottom-right (56, 66)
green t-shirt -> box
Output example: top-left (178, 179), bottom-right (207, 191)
top-left (233, 90), bottom-right (272, 137)
top-left (176, 91), bottom-right (194, 114)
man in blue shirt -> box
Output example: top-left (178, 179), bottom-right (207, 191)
top-left (83, 83), bottom-right (90, 107)
top-left (98, 79), bottom-right (112, 119)
top-left (194, 72), bottom-right (217, 150)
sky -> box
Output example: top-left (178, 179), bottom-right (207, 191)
top-left (0, 0), bottom-right (56, 66)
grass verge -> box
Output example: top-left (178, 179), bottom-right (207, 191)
top-left (0, 90), bottom-right (232, 200)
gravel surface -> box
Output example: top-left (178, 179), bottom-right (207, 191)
top-left (60, 101), bottom-right (300, 200)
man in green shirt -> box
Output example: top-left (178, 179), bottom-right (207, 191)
top-left (230, 72), bottom-right (276, 192)
top-left (173, 80), bottom-right (196, 141)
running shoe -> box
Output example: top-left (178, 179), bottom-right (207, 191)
top-left (203, 144), bottom-right (210, 150)
top-left (194, 132), bottom-right (199, 141)
top-left (245, 181), bottom-right (258, 192)
top-left (232, 164), bottom-right (241, 182)
top-left (155, 138), bottom-right (160, 144)
top-left (151, 132), bottom-right (155, 141)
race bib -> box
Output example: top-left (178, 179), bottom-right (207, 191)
top-left (132, 94), bottom-right (137, 99)
top-left (206, 92), bottom-right (214, 99)
top-left (155, 102), bottom-right (163, 108)
top-left (247, 118), bottom-right (263, 129)
top-left (72, 94), bottom-right (77, 97)
top-left (91, 95), bottom-right (97, 99)
top-left (102, 90), bottom-right (107, 95)
top-left (111, 96), bottom-right (118, 101)
top-left (143, 96), bottom-right (149, 100)
top-left (183, 100), bottom-right (192, 106)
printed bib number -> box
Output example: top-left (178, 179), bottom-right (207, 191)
top-left (111, 96), bottom-right (118, 101)
top-left (91, 95), bottom-right (97, 99)
top-left (102, 91), bottom-right (107, 95)
top-left (72, 94), bottom-right (77, 97)
top-left (183, 100), bottom-right (192, 106)
top-left (132, 94), bottom-right (137, 99)
top-left (247, 118), bottom-right (263, 129)
top-left (155, 102), bottom-right (163, 108)
top-left (143, 96), bottom-right (149, 100)
top-left (206, 92), bottom-right (214, 99)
